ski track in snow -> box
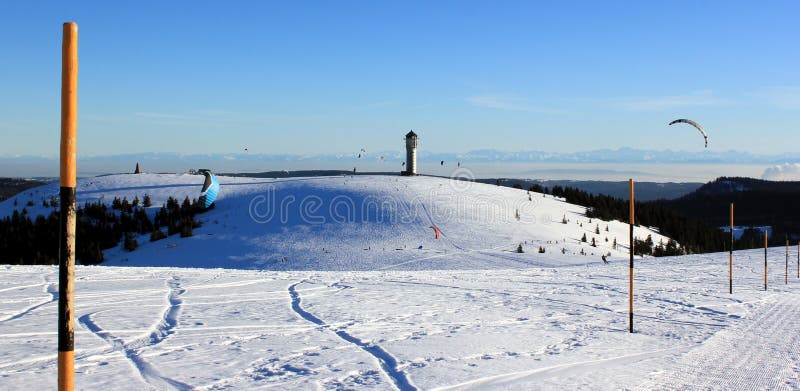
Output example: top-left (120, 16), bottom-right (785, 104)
top-left (288, 280), bottom-right (418, 391)
top-left (639, 293), bottom-right (800, 390)
top-left (78, 276), bottom-right (191, 390)
top-left (433, 347), bottom-right (685, 391)
top-left (0, 281), bottom-right (58, 323)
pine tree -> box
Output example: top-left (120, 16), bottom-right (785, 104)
top-left (124, 232), bottom-right (138, 251)
top-left (180, 216), bottom-right (194, 237)
top-left (181, 197), bottom-right (192, 216)
top-left (124, 198), bottom-right (133, 213)
top-left (150, 229), bottom-right (167, 242)
top-left (581, 233), bottom-right (587, 242)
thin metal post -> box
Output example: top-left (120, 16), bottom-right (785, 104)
top-left (729, 202), bottom-right (733, 294)
top-left (629, 179), bottom-right (634, 333)
top-left (764, 231), bottom-right (768, 291)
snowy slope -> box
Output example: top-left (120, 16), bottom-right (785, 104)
top-left (2, 249), bottom-right (799, 390)
top-left (0, 173), bottom-right (670, 270)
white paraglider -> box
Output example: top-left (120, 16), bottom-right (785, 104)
top-left (669, 119), bottom-right (708, 148)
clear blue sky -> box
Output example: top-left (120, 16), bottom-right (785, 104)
top-left (1, 1), bottom-right (798, 157)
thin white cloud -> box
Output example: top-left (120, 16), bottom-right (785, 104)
top-left (134, 112), bottom-right (190, 120)
top-left (350, 100), bottom-right (398, 111)
top-left (467, 94), bottom-right (563, 114)
top-left (762, 163), bottom-right (800, 181)
top-left (86, 109), bottom-right (325, 126)
top-left (617, 90), bottom-right (732, 111)
top-left (83, 114), bottom-right (128, 121)
top-left (754, 86), bottom-right (800, 110)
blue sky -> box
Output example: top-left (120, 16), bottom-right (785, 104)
top-left (1, 1), bottom-right (798, 157)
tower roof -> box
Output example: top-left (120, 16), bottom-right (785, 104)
top-left (405, 130), bottom-right (418, 138)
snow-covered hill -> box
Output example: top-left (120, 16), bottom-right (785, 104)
top-left (0, 173), bottom-right (670, 270)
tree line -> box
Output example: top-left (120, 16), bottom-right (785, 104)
top-left (0, 195), bottom-right (206, 265)
top-left (519, 183), bottom-right (728, 256)
top-left (663, 177), bottom-right (800, 247)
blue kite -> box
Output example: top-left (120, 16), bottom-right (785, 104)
top-left (200, 170), bottom-right (220, 208)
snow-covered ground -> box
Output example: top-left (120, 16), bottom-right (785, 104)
top-left (0, 173), bottom-right (669, 270)
top-left (2, 174), bottom-right (799, 389)
top-left (2, 250), bottom-right (800, 390)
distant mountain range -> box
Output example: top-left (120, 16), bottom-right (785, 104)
top-left (4, 147), bottom-right (800, 165)
top-left (2, 148), bottom-right (799, 178)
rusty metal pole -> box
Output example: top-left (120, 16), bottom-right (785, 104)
top-left (629, 179), bottom-right (634, 333)
top-left (58, 21), bottom-right (78, 391)
top-left (729, 202), bottom-right (733, 294)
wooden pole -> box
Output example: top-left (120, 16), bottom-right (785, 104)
top-left (786, 238), bottom-right (789, 285)
top-left (629, 179), bottom-right (634, 333)
top-left (58, 21), bottom-right (78, 391)
top-left (729, 202), bottom-right (733, 294)
top-left (764, 230), bottom-right (768, 291)
top-left (797, 240), bottom-right (799, 279)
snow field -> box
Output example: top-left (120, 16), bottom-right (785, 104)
top-left (2, 173), bottom-right (798, 389)
top-left (2, 248), bottom-right (800, 389)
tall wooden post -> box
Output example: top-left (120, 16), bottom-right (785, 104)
top-left (58, 21), bottom-right (78, 391)
top-left (764, 231), bottom-right (768, 291)
top-left (797, 240), bottom-right (799, 279)
top-left (629, 179), bottom-right (634, 334)
top-left (729, 202), bottom-right (733, 294)
top-left (786, 238), bottom-right (789, 285)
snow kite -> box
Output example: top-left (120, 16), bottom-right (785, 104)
top-left (430, 225), bottom-right (441, 239)
top-left (669, 119), bottom-right (708, 148)
top-left (200, 170), bottom-right (220, 208)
